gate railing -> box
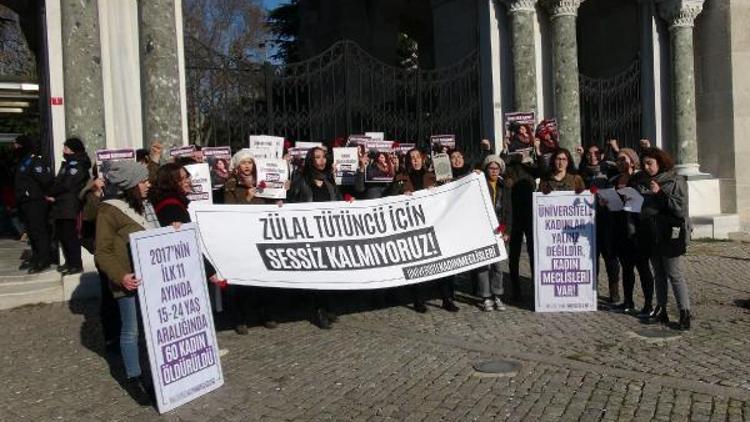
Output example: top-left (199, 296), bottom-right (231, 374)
top-left (579, 57), bottom-right (642, 150)
top-left (185, 38), bottom-right (482, 157)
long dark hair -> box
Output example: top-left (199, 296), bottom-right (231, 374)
top-left (124, 185), bottom-right (146, 215)
top-left (302, 147), bottom-right (333, 183)
top-left (641, 147), bottom-right (675, 173)
top-left (403, 148), bottom-right (427, 174)
top-left (150, 162), bottom-right (189, 205)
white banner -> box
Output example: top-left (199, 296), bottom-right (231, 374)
top-left (532, 191), bottom-right (597, 312)
top-left (249, 135), bottom-right (284, 159)
top-left (190, 173), bottom-right (506, 290)
top-left (184, 163), bottom-right (213, 204)
top-left (333, 147), bottom-right (358, 185)
top-left (130, 224), bottom-right (224, 413)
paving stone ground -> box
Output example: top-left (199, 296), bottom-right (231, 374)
top-left (1, 240), bottom-right (750, 421)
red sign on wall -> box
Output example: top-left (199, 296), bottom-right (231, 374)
top-left (50, 97), bottom-right (64, 106)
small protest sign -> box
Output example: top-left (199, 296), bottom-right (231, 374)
top-left (432, 152), bottom-right (453, 182)
top-left (169, 145), bottom-right (196, 158)
top-left (365, 132), bottom-right (385, 141)
top-left (430, 134), bottom-right (456, 152)
top-left (130, 224), bottom-right (224, 413)
top-left (184, 163), bottom-right (213, 204)
top-left (202, 147), bottom-right (231, 189)
top-left (255, 158), bottom-right (289, 199)
top-left (333, 147), bottom-right (359, 185)
top-left (532, 191), bottom-right (597, 312)
top-left (95, 148), bottom-right (135, 180)
top-left (249, 135), bottom-right (284, 159)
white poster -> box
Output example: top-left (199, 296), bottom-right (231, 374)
top-left (432, 153), bottom-right (453, 182)
top-left (333, 147), bottom-right (359, 185)
top-left (249, 135), bottom-right (284, 159)
top-left (190, 173), bottom-right (506, 290)
top-left (532, 191), bottom-right (597, 312)
top-left (365, 132), bottom-right (385, 141)
top-left (184, 163), bottom-right (213, 204)
top-left (130, 224), bottom-right (224, 413)
top-left (255, 158), bottom-right (289, 199)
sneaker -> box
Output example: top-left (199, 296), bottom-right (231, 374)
top-left (493, 297), bottom-right (507, 311)
top-left (482, 298), bottom-right (494, 312)
top-left (219, 348), bottom-right (229, 357)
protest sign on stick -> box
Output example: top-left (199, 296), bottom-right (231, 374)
top-left (130, 224), bottom-right (224, 413)
top-left (532, 191), bottom-right (597, 312)
top-left (190, 173), bottom-right (506, 290)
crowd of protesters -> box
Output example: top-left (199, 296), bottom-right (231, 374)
top-left (6, 123), bottom-right (694, 404)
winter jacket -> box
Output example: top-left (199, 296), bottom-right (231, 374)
top-left (223, 177), bottom-right (267, 205)
top-left (289, 174), bottom-right (342, 203)
top-left (94, 201), bottom-right (154, 299)
top-left (486, 176), bottom-right (512, 233)
top-left (49, 152), bottom-right (92, 220)
top-left (632, 170), bottom-right (690, 257)
top-left (504, 161), bottom-right (539, 228)
top-left (579, 162), bottom-right (617, 190)
top-left (78, 179), bottom-right (103, 253)
top-left (538, 173), bottom-right (586, 193)
top-left (14, 153), bottom-right (53, 204)
top-left (385, 170), bottom-right (437, 196)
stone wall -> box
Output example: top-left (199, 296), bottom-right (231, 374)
top-left (0, 6), bottom-right (36, 80)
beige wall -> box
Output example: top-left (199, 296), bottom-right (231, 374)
top-left (730, 0), bottom-right (750, 230)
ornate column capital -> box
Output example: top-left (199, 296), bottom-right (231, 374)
top-left (540, 0), bottom-right (585, 17)
top-left (656, 0), bottom-right (705, 29)
top-left (497, 0), bottom-right (538, 13)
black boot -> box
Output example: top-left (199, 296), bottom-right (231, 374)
top-left (678, 310), bottom-right (691, 331)
top-left (442, 299), bottom-right (459, 313)
top-left (124, 376), bottom-right (154, 406)
top-left (413, 300), bottom-right (428, 314)
top-left (642, 305), bottom-right (668, 325)
top-left (315, 308), bottom-right (332, 329)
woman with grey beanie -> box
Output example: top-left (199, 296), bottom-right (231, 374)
top-left (94, 160), bottom-right (159, 405)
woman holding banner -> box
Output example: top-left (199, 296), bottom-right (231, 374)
top-left (386, 148), bottom-right (460, 314)
top-left (289, 147), bottom-right (342, 329)
top-left (478, 155), bottom-right (511, 311)
top-left (605, 148), bottom-right (654, 315)
top-left (94, 161), bottom-right (158, 405)
top-left (634, 148), bottom-right (691, 330)
top-left (224, 150), bottom-right (279, 333)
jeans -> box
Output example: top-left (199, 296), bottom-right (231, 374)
top-left (117, 295), bottom-right (141, 378)
top-left (477, 262), bottom-right (503, 298)
top-left (650, 254), bottom-right (690, 311)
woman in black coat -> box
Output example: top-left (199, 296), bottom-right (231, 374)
top-left (288, 147), bottom-right (342, 329)
top-left (47, 138), bottom-right (91, 274)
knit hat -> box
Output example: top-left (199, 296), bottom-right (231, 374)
top-left (64, 137), bottom-right (86, 154)
top-left (106, 160), bottom-right (149, 191)
top-left (482, 154), bottom-right (506, 173)
top-left (230, 148), bottom-right (255, 172)
top-left (618, 147), bottom-right (640, 169)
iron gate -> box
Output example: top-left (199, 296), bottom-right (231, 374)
top-left (579, 57), bottom-right (642, 150)
top-left (185, 38), bottom-right (482, 157)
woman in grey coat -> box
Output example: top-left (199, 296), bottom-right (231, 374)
top-left (633, 148), bottom-right (691, 330)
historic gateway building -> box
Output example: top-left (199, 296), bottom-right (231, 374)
top-left (3, 0), bottom-right (748, 235)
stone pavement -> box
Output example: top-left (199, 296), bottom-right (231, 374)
top-left (1, 240), bottom-right (750, 421)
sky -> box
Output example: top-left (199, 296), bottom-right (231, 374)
top-left (261, 0), bottom-right (288, 11)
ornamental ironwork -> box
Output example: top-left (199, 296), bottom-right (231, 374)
top-left (579, 57), bottom-right (642, 150)
top-left (185, 38), bottom-right (482, 158)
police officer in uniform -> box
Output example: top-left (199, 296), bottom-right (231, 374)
top-left (47, 138), bottom-right (92, 275)
top-left (13, 135), bottom-right (54, 273)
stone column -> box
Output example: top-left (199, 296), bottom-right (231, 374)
top-left (501, 0), bottom-right (539, 113)
top-left (60, 0), bottom-right (106, 152)
top-left (138, 0), bottom-right (187, 148)
top-left (657, 0), bottom-right (704, 176)
top-left (541, 0), bottom-right (584, 151)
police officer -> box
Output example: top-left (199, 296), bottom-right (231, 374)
top-left (47, 138), bottom-right (92, 275)
top-left (13, 135), bottom-right (53, 273)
